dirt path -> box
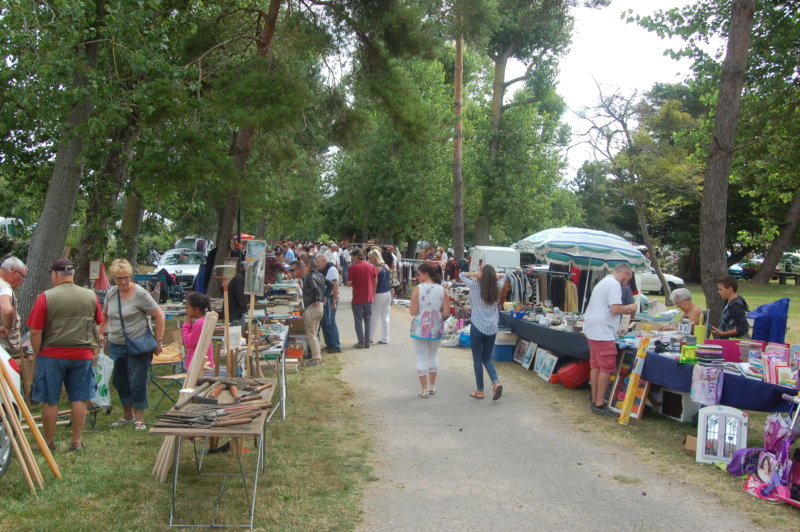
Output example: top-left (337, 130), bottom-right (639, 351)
top-left (335, 287), bottom-right (757, 531)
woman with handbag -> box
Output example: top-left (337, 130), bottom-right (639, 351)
top-left (409, 263), bottom-right (449, 398)
top-left (99, 259), bottom-right (165, 431)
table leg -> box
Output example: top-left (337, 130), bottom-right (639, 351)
top-left (169, 437), bottom-right (182, 527)
top-left (280, 352), bottom-right (287, 421)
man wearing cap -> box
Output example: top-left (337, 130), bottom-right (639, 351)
top-left (0, 256), bottom-right (27, 355)
top-left (27, 258), bottom-right (103, 451)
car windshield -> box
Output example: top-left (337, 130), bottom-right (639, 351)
top-left (161, 251), bottom-right (205, 265)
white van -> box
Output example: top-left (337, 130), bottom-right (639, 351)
top-left (469, 246), bottom-right (520, 273)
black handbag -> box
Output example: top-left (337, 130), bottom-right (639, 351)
top-left (117, 289), bottom-right (157, 356)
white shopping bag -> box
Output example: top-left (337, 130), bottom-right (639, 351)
top-left (92, 352), bottom-right (114, 409)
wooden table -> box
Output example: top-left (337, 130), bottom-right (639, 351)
top-left (778, 272), bottom-right (799, 285)
top-left (150, 379), bottom-right (277, 529)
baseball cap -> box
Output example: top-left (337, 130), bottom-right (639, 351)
top-left (50, 258), bottom-right (75, 272)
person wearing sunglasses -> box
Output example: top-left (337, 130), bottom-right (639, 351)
top-left (0, 256), bottom-right (27, 355)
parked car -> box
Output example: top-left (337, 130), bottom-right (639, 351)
top-left (0, 347), bottom-right (21, 477)
top-left (156, 249), bottom-right (206, 290)
top-left (728, 263), bottom-right (745, 279)
top-left (640, 268), bottom-right (685, 294)
top-left (174, 236), bottom-right (213, 256)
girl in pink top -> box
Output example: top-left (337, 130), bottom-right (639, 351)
top-left (182, 292), bottom-right (214, 370)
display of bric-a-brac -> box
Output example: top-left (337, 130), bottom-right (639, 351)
top-left (244, 239), bottom-right (267, 296)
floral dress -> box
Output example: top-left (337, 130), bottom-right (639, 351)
top-left (410, 283), bottom-right (445, 341)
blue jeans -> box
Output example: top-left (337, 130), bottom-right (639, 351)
top-left (109, 342), bottom-right (153, 410)
top-left (351, 302), bottom-right (373, 344)
top-left (470, 327), bottom-right (498, 391)
top-left (321, 296), bottom-right (341, 351)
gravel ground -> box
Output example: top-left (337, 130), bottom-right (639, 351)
top-left (335, 287), bottom-right (758, 531)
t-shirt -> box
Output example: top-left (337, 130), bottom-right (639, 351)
top-left (27, 289), bottom-right (103, 360)
top-left (582, 274), bottom-right (623, 342)
top-left (284, 248), bottom-right (296, 262)
top-left (348, 260), bottom-right (377, 304)
top-left (0, 278), bottom-right (19, 352)
top-left (376, 264), bottom-right (391, 294)
top-left (105, 285), bottom-right (159, 345)
top-left (323, 263), bottom-right (339, 286)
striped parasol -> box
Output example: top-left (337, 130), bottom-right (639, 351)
top-left (513, 227), bottom-right (650, 271)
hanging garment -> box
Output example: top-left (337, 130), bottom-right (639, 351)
top-left (564, 280), bottom-right (579, 313)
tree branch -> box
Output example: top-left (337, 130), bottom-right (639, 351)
top-left (183, 34), bottom-right (261, 67)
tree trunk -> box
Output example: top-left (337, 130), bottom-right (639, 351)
top-left (752, 188), bottom-right (800, 284)
top-left (633, 201), bottom-right (671, 301)
top-left (699, 0), bottom-right (755, 327)
top-left (207, 0), bottom-right (281, 298)
top-left (405, 237), bottom-right (417, 259)
top-left (17, 38), bottom-right (100, 324)
top-left (74, 115), bottom-right (140, 286)
top-left (451, 16), bottom-right (465, 261)
top-left (255, 216), bottom-right (267, 239)
top-left (117, 190), bottom-right (144, 270)
top-left (678, 247), bottom-right (701, 283)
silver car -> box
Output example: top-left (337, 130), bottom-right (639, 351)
top-left (156, 249), bottom-right (206, 290)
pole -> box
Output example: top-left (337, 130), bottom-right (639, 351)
top-left (223, 278), bottom-right (232, 377)
top-left (0, 359), bottom-right (60, 479)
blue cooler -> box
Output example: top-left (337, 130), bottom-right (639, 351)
top-left (492, 344), bottom-right (514, 362)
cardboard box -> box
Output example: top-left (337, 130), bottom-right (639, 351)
top-left (683, 435), bottom-right (697, 454)
top-left (287, 316), bottom-right (305, 334)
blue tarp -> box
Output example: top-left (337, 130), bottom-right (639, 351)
top-left (747, 297), bottom-right (789, 344)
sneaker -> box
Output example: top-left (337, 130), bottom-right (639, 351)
top-left (590, 403), bottom-right (614, 417)
top-left (354, 343), bottom-right (366, 349)
top-left (305, 359), bottom-right (322, 367)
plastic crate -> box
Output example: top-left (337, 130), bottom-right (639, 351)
top-left (492, 344), bottom-right (514, 362)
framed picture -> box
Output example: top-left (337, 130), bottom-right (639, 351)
top-left (513, 339), bottom-right (530, 364)
top-left (607, 348), bottom-right (650, 420)
top-left (536, 350), bottom-right (558, 381)
top-left (522, 343), bottom-right (537, 370)
top-left (244, 239), bottom-right (267, 296)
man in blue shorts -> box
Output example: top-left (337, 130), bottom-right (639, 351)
top-left (27, 258), bottom-right (103, 451)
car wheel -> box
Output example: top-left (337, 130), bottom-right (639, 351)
top-left (0, 417), bottom-right (12, 477)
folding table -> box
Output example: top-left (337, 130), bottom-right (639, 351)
top-left (150, 378), bottom-right (277, 529)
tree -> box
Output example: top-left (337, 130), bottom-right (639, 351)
top-left (698, 0), bottom-right (755, 324)
top-left (581, 87), bottom-right (700, 299)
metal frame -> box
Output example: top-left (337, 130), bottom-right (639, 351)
top-left (167, 417), bottom-right (269, 529)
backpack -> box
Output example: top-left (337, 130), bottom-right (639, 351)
top-left (727, 447), bottom-right (764, 477)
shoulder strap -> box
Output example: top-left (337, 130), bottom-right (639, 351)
top-left (117, 290), bottom-right (129, 340)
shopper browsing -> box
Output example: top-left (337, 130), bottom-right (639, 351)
top-left (368, 249), bottom-right (392, 345)
top-left (459, 265), bottom-right (506, 400)
top-left (315, 253), bottom-right (342, 354)
top-left (583, 263), bottom-right (637, 417)
top-left (99, 258), bottom-right (166, 431)
top-left (182, 292), bottom-right (214, 371)
top-left (301, 258), bottom-right (328, 366)
top-left (27, 258), bottom-right (103, 451)
top-left (347, 247), bottom-right (377, 349)
top-left (409, 263), bottom-right (450, 398)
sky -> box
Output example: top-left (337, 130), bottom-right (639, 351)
top-left (546, 0), bottom-right (719, 179)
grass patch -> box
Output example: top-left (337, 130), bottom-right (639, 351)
top-left (0, 354), bottom-right (370, 531)
top-left (611, 475), bottom-right (640, 484)
top-left (501, 363), bottom-right (800, 531)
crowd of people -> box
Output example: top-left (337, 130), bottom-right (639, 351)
top-left (0, 239), bottom-right (753, 449)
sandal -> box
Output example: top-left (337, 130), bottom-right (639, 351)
top-left (492, 383), bottom-right (503, 401)
top-left (134, 421), bottom-right (147, 431)
top-left (419, 389), bottom-right (430, 398)
top-left (469, 391), bottom-right (485, 399)
top-left (428, 386), bottom-right (436, 395)
top-left (46, 441), bottom-right (56, 453)
top-left (69, 440), bottom-right (86, 452)
top-left (110, 417), bottom-right (135, 428)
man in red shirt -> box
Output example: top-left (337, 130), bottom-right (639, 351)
top-left (347, 248), bottom-right (377, 349)
top-left (27, 258), bottom-right (103, 451)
